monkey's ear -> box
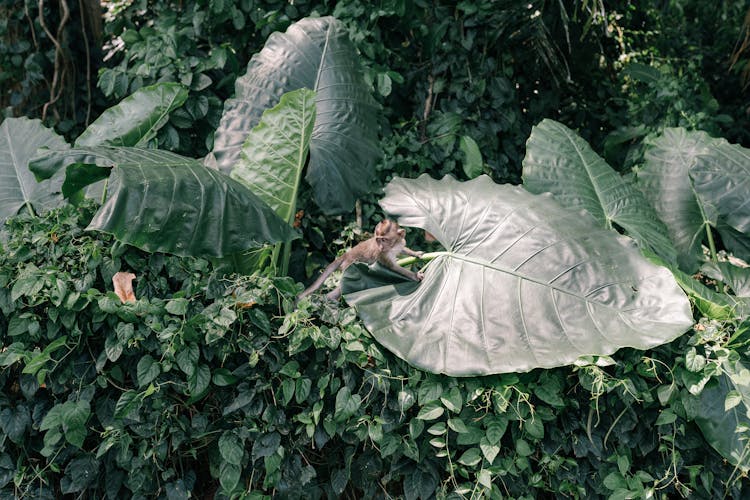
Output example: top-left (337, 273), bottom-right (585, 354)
top-left (397, 229), bottom-right (405, 237)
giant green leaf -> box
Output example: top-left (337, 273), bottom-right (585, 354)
top-left (206, 16), bottom-right (380, 214)
top-left (695, 359), bottom-right (750, 471)
top-left (231, 88), bottom-right (316, 224)
top-left (30, 146), bottom-right (297, 258)
top-left (75, 83), bottom-right (188, 147)
top-left (523, 119), bottom-right (676, 263)
top-left (637, 128), bottom-right (719, 271)
top-left (343, 175), bottom-right (693, 376)
top-left (690, 139), bottom-right (750, 237)
top-left (0, 117), bottom-right (69, 222)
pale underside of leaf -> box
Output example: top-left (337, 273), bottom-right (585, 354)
top-left (345, 175), bottom-right (693, 376)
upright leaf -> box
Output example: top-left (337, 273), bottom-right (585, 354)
top-left (690, 139), bottom-right (750, 261)
top-left (231, 88), bottom-right (316, 224)
top-left (343, 175), bottom-right (693, 376)
top-left (206, 16), bottom-right (380, 214)
top-left (637, 128), bottom-right (718, 271)
top-left (0, 117), bottom-right (70, 222)
top-left (75, 83), bottom-right (188, 147)
top-left (523, 119), bottom-right (676, 263)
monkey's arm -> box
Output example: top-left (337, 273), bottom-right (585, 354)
top-left (400, 246), bottom-right (424, 258)
top-left (380, 257), bottom-right (423, 281)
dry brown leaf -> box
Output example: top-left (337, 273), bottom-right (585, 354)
top-left (112, 271), bottom-right (136, 303)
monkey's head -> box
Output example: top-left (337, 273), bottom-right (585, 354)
top-left (374, 219), bottom-right (405, 251)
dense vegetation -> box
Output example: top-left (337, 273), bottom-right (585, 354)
top-left (2, 0), bottom-right (750, 498)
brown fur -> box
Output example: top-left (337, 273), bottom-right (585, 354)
top-left (298, 219), bottom-right (424, 300)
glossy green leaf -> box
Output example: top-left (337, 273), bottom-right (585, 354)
top-left (690, 138), bottom-right (750, 261)
top-left (637, 128), bottom-right (718, 271)
top-left (523, 119), bottom-right (676, 263)
top-left (207, 16), bottom-right (380, 214)
top-left (136, 355), bottom-right (160, 387)
top-left (343, 175), bottom-right (693, 376)
top-left (31, 146), bottom-right (297, 257)
top-left (695, 359), bottom-right (750, 471)
top-left (231, 88), bottom-right (316, 224)
top-left (460, 135), bottom-right (483, 179)
top-left (75, 83), bottom-right (188, 147)
top-left (0, 117), bottom-right (70, 222)
top-left (219, 431), bottom-right (244, 466)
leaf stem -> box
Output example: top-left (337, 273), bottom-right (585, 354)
top-left (397, 251), bottom-right (445, 267)
top-left (705, 223), bottom-right (718, 264)
top-left (100, 177), bottom-right (109, 205)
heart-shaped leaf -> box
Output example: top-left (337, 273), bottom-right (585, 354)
top-left (343, 175), bottom-right (693, 376)
top-left (0, 117), bottom-right (70, 222)
top-left (636, 128), bottom-right (718, 271)
top-left (206, 16), bottom-right (380, 214)
top-left (31, 146), bottom-right (297, 258)
top-left (523, 119), bottom-right (676, 263)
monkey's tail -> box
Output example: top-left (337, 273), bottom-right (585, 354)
top-left (297, 256), bottom-right (344, 300)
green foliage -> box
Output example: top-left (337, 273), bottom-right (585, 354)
top-left (342, 174), bottom-right (693, 375)
top-left (1, 204), bottom-right (749, 497)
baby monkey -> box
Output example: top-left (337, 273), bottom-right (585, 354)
top-left (298, 219), bottom-right (424, 301)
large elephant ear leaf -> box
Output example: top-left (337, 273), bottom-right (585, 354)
top-left (33, 146), bottom-right (297, 258)
top-left (343, 175), bottom-right (693, 376)
top-left (522, 119), bottom-right (676, 263)
top-left (690, 139), bottom-right (750, 261)
top-left (695, 359), bottom-right (750, 472)
top-left (636, 128), bottom-right (718, 271)
top-left (75, 82), bottom-right (188, 147)
top-left (0, 117), bottom-right (70, 223)
top-left (206, 16), bottom-right (380, 214)
top-left (231, 88), bottom-right (316, 224)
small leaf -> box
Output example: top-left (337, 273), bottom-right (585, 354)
top-left (219, 462), bottom-right (241, 493)
top-left (655, 409), bottom-right (677, 426)
top-left (685, 348), bottom-right (707, 372)
top-left (188, 364), bottom-right (211, 397)
top-left (136, 355), bottom-right (160, 387)
top-left (212, 368), bottom-right (238, 387)
top-left (219, 431), bottom-right (244, 466)
top-left (460, 135), bottom-right (483, 179)
top-left (485, 417), bottom-right (507, 445)
top-left (725, 390), bottom-right (742, 411)
top-left (457, 447), bottom-right (482, 467)
top-left (440, 387), bottom-right (463, 413)
top-left (416, 401), bottom-right (445, 421)
top-left (479, 437), bottom-right (500, 464)
top-left (165, 298), bottom-right (189, 315)
top-left (447, 418), bottom-right (469, 433)
top-left (334, 387), bottom-right (361, 422)
top-left (295, 378), bottom-right (312, 403)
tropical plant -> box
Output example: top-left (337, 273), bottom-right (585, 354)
top-left (342, 174), bottom-right (693, 375)
top-left (206, 16), bottom-right (381, 215)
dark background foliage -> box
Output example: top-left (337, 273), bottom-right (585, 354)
top-left (3, 0), bottom-right (750, 497)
